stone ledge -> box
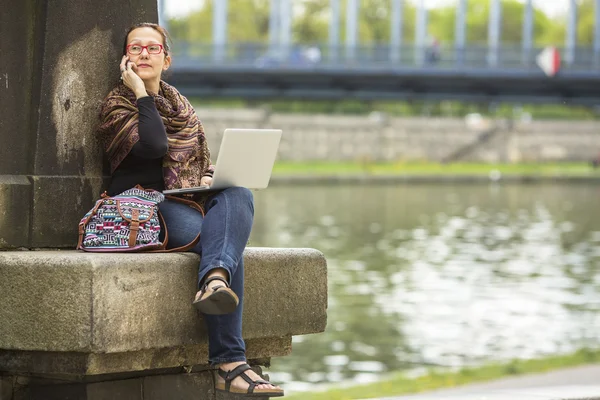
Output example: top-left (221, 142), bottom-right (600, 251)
top-left (4, 367), bottom-right (274, 400)
top-left (0, 337), bottom-right (290, 377)
top-left (0, 248), bottom-right (327, 375)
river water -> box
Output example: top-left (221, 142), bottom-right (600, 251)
top-left (249, 182), bottom-right (600, 392)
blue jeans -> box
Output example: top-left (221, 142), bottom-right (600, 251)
top-left (158, 187), bottom-right (254, 365)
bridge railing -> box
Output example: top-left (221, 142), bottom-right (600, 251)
top-left (170, 41), bottom-right (600, 72)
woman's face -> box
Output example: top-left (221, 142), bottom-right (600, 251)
top-left (125, 27), bottom-right (171, 82)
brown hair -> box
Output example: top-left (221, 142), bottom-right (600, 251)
top-left (122, 22), bottom-right (171, 56)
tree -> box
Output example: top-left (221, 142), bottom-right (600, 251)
top-left (293, 0), bottom-right (329, 44)
top-left (577, 0), bottom-right (595, 45)
top-left (168, 0), bottom-right (270, 46)
top-left (228, 0), bottom-right (270, 42)
top-left (165, 0), bottom-right (577, 49)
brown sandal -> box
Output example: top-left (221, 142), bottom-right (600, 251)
top-left (216, 364), bottom-right (284, 397)
top-left (193, 276), bottom-right (239, 315)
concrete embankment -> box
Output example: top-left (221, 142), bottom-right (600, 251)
top-left (196, 108), bottom-right (600, 164)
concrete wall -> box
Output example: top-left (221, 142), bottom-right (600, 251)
top-left (0, 0), bottom-right (157, 249)
top-left (195, 108), bottom-right (600, 163)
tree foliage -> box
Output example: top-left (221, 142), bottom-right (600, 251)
top-left (166, 0), bottom-right (597, 47)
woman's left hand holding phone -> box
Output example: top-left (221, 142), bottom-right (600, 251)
top-left (120, 56), bottom-right (148, 99)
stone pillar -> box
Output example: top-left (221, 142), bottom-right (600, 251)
top-left (390, 0), bottom-right (404, 63)
top-left (0, 0), bottom-right (157, 249)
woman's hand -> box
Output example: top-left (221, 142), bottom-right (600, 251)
top-left (120, 56), bottom-right (148, 99)
top-left (200, 176), bottom-right (213, 187)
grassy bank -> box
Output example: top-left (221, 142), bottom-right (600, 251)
top-left (192, 98), bottom-right (600, 121)
top-left (284, 348), bottom-right (600, 400)
top-left (272, 161), bottom-right (600, 177)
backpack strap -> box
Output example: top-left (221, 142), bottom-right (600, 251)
top-left (148, 195), bottom-right (204, 253)
top-left (128, 208), bottom-right (140, 247)
top-left (77, 199), bottom-right (105, 250)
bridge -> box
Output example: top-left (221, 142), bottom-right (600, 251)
top-left (160, 0), bottom-right (600, 105)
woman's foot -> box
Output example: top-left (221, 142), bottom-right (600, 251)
top-left (193, 269), bottom-right (239, 315)
top-left (194, 269), bottom-right (228, 302)
top-left (217, 361), bottom-right (283, 394)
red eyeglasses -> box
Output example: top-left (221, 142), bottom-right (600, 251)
top-left (126, 44), bottom-right (164, 55)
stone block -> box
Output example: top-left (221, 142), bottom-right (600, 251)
top-left (24, 384), bottom-right (86, 400)
top-left (143, 373), bottom-right (214, 400)
top-left (243, 248), bottom-right (328, 338)
top-left (12, 378), bottom-right (144, 400)
top-left (30, 176), bottom-right (106, 248)
top-left (0, 253), bottom-right (94, 352)
top-left (0, 248), bottom-right (327, 375)
top-left (0, 0), bottom-right (43, 177)
top-left (0, 376), bottom-right (12, 400)
top-left (0, 337), bottom-right (291, 378)
top-left (0, 176), bottom-right (31, 248)
top-left (87, 378), bottom-right (143, 400)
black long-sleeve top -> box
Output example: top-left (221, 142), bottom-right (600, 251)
top-left (107, 96), bottom-right (168, 196)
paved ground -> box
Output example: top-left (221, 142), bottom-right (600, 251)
top-left (376, 364), bottom-right (600, 399)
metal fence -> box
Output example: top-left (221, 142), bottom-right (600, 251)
top-left (170, 41), bottom-right (600, 72)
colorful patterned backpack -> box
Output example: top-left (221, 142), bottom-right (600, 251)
top-left (77, 186), bottom-right (201, 252)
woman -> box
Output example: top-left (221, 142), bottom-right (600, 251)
top-left (98, 22), bottom-right (284, 398)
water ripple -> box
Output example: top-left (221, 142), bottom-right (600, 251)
top-left (251, 183), bottom-right (600, 392)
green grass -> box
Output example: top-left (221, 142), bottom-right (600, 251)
top-left (272, 161), bottom-right (599, 176)
top-left (283, 348), bottom-right (600, 400)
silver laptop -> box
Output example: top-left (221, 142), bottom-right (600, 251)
top-left (163, 128), bottom-right (282, 195)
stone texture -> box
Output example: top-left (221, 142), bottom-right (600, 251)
top-left (0, 351), bottom-right (89, 377)
top-left (30, 177), bottom-right (106, 248)
top-left (1, 369), bottom-right (280, 400)
top-left (87, 379), bottom-right (143, 400)
top-left (0, 248), bottom-right (327, 375)
top-left (1, 376), bottom-right (13, 400)
top-left (89, 253), bottom-right (203, 354)
top-left (11, 377), bottom-right (149, 400)
top-left (143, 372), bottom-right (214, 400)
top-left (243, 248), bottom-right (328, 338)
top-left (0, 253), bottom-right (94, 352)
top-left (24, 386), bottom-right (86, 400)
top-left (0, 176), bottom-right (31, 248)
top-left (0, 0), bottom-right (157, 248)
top-left (0, 0), bottom-right (42, 178)
top-left (83, 336), bottom-right (291, 376)
top-left (0, 335), bottom-right (290, 378)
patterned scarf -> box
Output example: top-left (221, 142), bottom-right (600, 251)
top-left (98, 81), bottom-right (213, 190)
